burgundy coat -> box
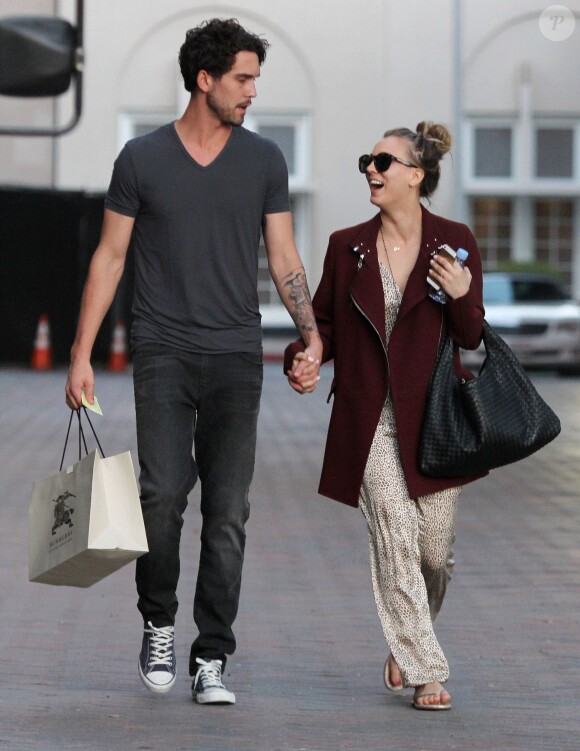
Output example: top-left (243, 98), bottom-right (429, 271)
top-left (284, 206), bottom-right (487, 508)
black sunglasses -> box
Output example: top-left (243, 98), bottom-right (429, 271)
top-left (358, 152), bottom-right (415, 174)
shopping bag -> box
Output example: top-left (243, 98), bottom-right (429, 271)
top-left (29, 410), bottom-right (148, 587)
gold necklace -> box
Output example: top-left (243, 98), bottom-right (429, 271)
top-left (379, 226), bottom-right (394, 263)
top-left (379, 226), bottom-right (402, 252)
top-left (379, 226), bottom-right (402, 299)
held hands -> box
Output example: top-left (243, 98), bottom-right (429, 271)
top-left (287, 344), bottom-right (322, 395)
top-left (429, 254), bottom-right (472, 300)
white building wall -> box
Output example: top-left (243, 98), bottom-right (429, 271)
top-left (462, 0), bottom-right (580, 115)
top-left (52, 0), bottom-right (392, 283)
top-left (1, 0), bottom-right (579, 288)
top-left (0, 0), bottom-right (56, 185)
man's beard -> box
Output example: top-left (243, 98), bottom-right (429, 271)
top-left (207, 90), bottom-right (245, 127)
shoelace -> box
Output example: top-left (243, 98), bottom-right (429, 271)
top-left (194, 658), bottom-right (224, 689)
top-left (145, 622), bottom-right (174, 669)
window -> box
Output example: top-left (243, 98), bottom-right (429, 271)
top-left (467, 119), bottom-right (580, 186)
top-left (535, 128), bottom-right (574, 178)
top-left (245, 113), bottom-right (312, 326)
top-left (534, 199), bottom-right (574, 281)
top-left (259, 125), bottom-right (296, 173)
top-left (244, 113), bottom-right (311, 188)
top-left (482, 276), bottom-right (513, 304)
top-left (474, 127), bottom-right (512, 178)
top-left (512, 279), bottom-right (567, 302)
top-left (467, 117), bottom-right (579, 296)
top-left (483, 276), bottom-right (567, 305)
top-left (257, 196), bottom-right (302, 307)
top-left (118, 113), bottom-right (172, 146)
top-left (471, 197), bottom-right (513, 269)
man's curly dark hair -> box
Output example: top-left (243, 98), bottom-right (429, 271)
top-left (179, 18), bottom-right (270, 93)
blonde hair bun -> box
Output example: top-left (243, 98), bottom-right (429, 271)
top-left (381, 121), bottom-right (452, 199)
top-left (416, 121), bottom-right (452, 158)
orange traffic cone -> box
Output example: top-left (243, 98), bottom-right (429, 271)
top-left (108, 320), bottom-right (128, 372)
top-left (31, 314), bottom-right (52, 370)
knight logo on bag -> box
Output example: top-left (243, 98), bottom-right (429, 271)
top-left (48, 490), bottom-right (76, 551)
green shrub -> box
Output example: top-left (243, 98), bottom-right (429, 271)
top-left (493, 260), bottom-right (563, 278)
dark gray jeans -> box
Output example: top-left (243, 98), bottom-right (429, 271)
top-left (132, 345), bottom-right (263, 674)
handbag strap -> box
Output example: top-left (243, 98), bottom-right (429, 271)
top-left (59, 407), bottom-right (106, 471)
top-left (436, 306), bottom-right (446, 354)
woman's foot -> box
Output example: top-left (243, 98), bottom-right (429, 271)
top-left (383, 654), bottom-right (403, 692)
top-left (413, 682), bottom-right (452, 710)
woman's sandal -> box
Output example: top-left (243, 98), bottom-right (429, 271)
top-left (412, 685), bottom-right (452, 711)
top-left (383, 654), bottom-right (403, 692)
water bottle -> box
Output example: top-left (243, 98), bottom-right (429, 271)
top-left (428, 247), bottom-right (469, 304)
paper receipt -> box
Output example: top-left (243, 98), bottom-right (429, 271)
top-left (81, 390), bottom-right (103, 416)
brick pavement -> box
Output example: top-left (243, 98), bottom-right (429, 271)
top-left (0, 364), bottom-right (579, 751)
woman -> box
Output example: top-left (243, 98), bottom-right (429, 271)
top-left (285, 122), bottom-right (486, 710)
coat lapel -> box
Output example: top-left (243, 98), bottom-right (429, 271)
top-left (348, 214), bottom-right (387, 349)
top-left (345, 207), bottom-right (452, 343)
top-left (395, 205), bottom-right (450, 323)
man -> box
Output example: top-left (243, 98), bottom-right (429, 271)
top-left (65, 18), bottom-right (321, 705)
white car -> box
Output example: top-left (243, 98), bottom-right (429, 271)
top-left (461, 272), bottom-right (580, 375)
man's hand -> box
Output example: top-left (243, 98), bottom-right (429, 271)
top-left (65, 357), bottom-right (95, 410)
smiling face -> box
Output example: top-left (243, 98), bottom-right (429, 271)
top-left (204, 50), bottom-right (260, 126)
top-left (364, 135), bottom-right (423, 209)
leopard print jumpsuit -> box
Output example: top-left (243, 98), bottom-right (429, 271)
top-left (358, 262), bottom-right (460, 688)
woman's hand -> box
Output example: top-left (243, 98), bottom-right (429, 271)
top-left (429, 254), bottom-right (472, 300)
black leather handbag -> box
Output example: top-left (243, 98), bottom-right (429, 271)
top-left (419, 321), bottom-right (561, 478)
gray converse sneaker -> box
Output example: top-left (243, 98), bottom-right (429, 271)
top-left (138, 621), bottom-right (176, 694)
top-left (191, 657), bottom-right (235, 704)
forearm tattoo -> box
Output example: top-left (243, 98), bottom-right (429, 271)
top-left (283, 267), bottom-right (317, 335)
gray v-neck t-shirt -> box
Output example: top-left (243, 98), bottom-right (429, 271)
top-left (104, 123), bottom-right (290, 354)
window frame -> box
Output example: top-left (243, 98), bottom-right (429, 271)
top-left (118, 111), bottom-right (173, 149)
top-left (464, 118), bottom-right (580, 195)
top-left (244, 112), bottom-right (313, 326)
top-left (533, 119), bottom-right (577, 182)
top-left (470, 123), bottom-right (515, 181)
top-left (464, 119), bottom-right (518, 192)
top-left (243, 111), bottom-right (313, 191)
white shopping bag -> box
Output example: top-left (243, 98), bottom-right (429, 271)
top-left (29, 448), bottom-right (148, 587)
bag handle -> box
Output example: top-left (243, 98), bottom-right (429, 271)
top-left (59, 408), bottom-right (106, 471)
